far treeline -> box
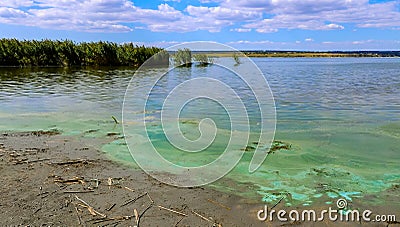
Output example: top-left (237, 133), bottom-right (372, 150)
top-left (0, 39), bottom-right (169, 67)
top-left (242, 50), bottom-right (400, 58)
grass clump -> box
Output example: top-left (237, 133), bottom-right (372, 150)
top-left (0, 38), bottom-right (169, 67)
top-left (174, 48), bottom-right (192, 67)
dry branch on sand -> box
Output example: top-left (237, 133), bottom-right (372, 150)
top-left (75, 195), bottom-right (107, 218)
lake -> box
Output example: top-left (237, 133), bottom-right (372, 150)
top-left (1, 58), bottom-right (399, 206)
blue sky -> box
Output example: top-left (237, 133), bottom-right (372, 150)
top-left (0, 0), bottom-right (399, 50)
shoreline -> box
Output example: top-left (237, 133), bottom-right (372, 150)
top-left (0, 131), bottom-right (262, 226)
top-left (1, 131), bottom-right (398, 226)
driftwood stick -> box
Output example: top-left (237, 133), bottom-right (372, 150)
top-left (191, 210), bottom-right (212, 222)
top-left (137, 203), bottom-right (153, 226)
top-left (75, 195), bottom-right (106, 218)
top-left (91, 218), bottom-right (110, 224)
top-left (271, 195), bottom-right (286, 210)
top-left (134, 209), bottom-right (139, 227)
top-left (106, 203), bottom-right (116, 211)
top-left (158, 205), bottom-right (188, 217)
top-left (121, 192), bottom-right (147, 207)
top-left (140, 204), bottom-right (153, 219)
top-left (51, 159), bottom-right (89, 165)
top-left (146, 192), bottom-right (154, 204)
top-left (63, 190), bottom-right (95, 194)
top-left (112, 116), bottom-right (120, 124)
top-left (123, 186), bottom-right (135, 192)
top-left (41, 185), bottom-right (68, 198)
top-left (28, 158), bottom-right (51, 163)
top-left (12, 158), bottom-right (28, 164)
top-left (207, 199), bottom-right (231, 210)
top-left (74, 205), bottom-right (83, 225)
top-left (54, 177), bottom-right (85, 184)
top-left (76, 203), bottom-right (107, 218)
top-left (174, 217), bottom-right (185, 227)
top-left (91, 214), bottom-right (135, 224)
top-left (107, 177), bottom-right (113, 189)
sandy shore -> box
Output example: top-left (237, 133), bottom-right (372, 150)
top-left (0, 131), bottom-right (263, 226)
top-left (0, 131), bottom-right (398, 226)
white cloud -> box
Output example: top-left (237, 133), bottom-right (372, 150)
top-left (226, 39), bottom-right (400, 51)
top-left (244, 16), bottom-right (346, 32)
top-left (186, 5), bottom-right (261, 21)
top-left (199, 0), bottom-right (224, 3)
top-left (0, 0), bottom-right (263, 33)
top-left (235, 0), bottom-right (400, 33)
top-left (227, 40), bottom-right (274, 45)
top-left (0, 0), bottom-right (33, 8)
top-left (305, 38), bottom-right (314, 42)
top-left (0, 0), bottom-right (398, 33)
top-left (324, 23), bottom-right (344, 30)
top-left (220, 0), bottom-right (274, 11)
top-left (255, 27), bottom-right (278, 33)
top-left (0, 7), bottom-right (28, 18)
top-left (230, 28), bottom-right (252, 32)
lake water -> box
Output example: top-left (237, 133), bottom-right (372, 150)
top-left (1, 58), bottom-right (399, 207)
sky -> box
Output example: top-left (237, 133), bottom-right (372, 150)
top-left (0, 0), bottom-right (400, 50)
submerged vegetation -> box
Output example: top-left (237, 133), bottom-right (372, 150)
top-left (193, 53), bottom-right (214, 66)
top-left (173, 48), bottom-right (192, 67)
top-left (0, 39), bottom-right (169, 67)
top-left (173, 48), bottom-right (213, 67)
top-left (241, 140), bottom-right (292, 153)
top-left (233, 53), bottom-right (241, 65)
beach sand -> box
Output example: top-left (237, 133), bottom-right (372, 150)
top-left (0, 131), bottom-right (398, 226)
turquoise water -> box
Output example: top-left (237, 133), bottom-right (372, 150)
top-left (1, 58), bottom-right (399, 206)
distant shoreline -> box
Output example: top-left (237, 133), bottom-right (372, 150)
top-left (206, 51), bottom-right (400, 58)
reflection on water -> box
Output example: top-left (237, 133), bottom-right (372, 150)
top-left (0, 58), bottom-right (399, 206)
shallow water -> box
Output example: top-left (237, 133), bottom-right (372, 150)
top-left (0, 58), bottom-right (399, 207)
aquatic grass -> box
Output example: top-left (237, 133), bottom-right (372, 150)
top-left (0, 38), bottom-right (168, 67)
top-left (193, 53), bottom-right (214, 66)
top-left (173, 49), bottom-right (214, 67)
top-left (173, 48), bottom-right (192, 67)
top-left (233, 53), bottom-right (241, 65)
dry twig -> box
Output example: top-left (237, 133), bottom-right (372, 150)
top-left (191, 210), bottom-right (212, 223)
top-left (121, 192), bottom-right (147, 207)
top-left (50, 159), bottom-right (90, 165)
top-left (106, 203), bottom-right (116, 211)
top-left (123, 186), bottom-right (135, 192)
top-left (74, 205), bottom-right (83, 225)
top-left (134, 209), bottom-right (139, 226)
top-left (64, 190), bottom-right (95, 194)
top-left (207, 199), bottom-right (231, 210)
top-left (158, 205), bottom-right (188, 217)
top-left (75, 195), bottom-right (106, 218)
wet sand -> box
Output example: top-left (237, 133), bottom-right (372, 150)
top-left (0, 131), bottom-right (261, 226)
top-left (0, 131), bottom-right (398, 226)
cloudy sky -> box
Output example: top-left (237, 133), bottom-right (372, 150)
top-left (0, 0), bottom-right (399, 50)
